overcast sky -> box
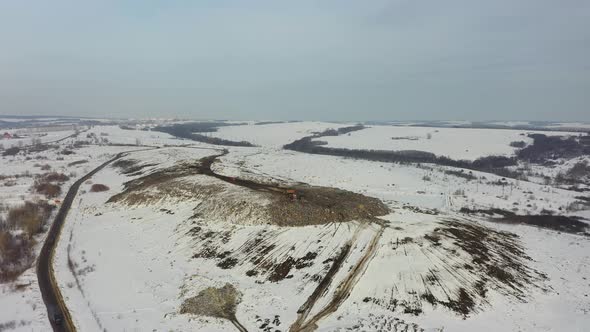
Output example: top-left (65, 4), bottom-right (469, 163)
top-left (0, 1), bottom-right (589, 121)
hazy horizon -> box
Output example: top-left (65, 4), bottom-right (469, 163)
top-left (1, 1), bottom-right (589, 121)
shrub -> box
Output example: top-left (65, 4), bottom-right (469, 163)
top-left (6, 201), bottom-right (54, 237)
top-left (567, 161), bottom-right (590, 178)
top-left (510, 141), bottom-right (526, 148)
top-left (0, 230), bottom-right (35, 282)
top-left (34, 182), bottom-right (61, 198)
top-left (2, 147), bottom-right (20, 156)
top-left (68, 160), bottom-right (88, 167)
top-left (3, 180), bottom-right (16, 187)
top-left (453, 189), bottom-right (466, 196)
top-left (90, 184), bottom-right (110, 192)
top-left (40, 164), bottom-right (51, 171)
top-left (444, 169), bottom-right (477, 181)
top-left (554, 161), bottom-right (590, 185)
top-left (42, 172), bottom-right (69, 183)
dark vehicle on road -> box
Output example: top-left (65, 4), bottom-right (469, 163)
top-left (48, 305), bottom-right (64, 325)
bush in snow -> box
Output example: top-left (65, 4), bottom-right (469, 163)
top-left (0, 230), bottom-right (35, 282)
top-left (34, 182), bottom-right (61, 198)
top-left (90, 184), bottom-right (110, 192)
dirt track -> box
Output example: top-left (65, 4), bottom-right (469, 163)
top-left (290, 223), bottom-right (385, 332)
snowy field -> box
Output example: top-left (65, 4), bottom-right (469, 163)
top-left (219, 147), bottom-right (590, 331)
top-left (0, 129), bottom-right (77, 149)
top-left (84, 125), bottom-right (192, 147)
top-left (55, 136), bottom-right (589, 331)
top-left (1, 121), bottom-right (589, 332)
top-left (0, 137), bottom-right (149, 331)
top-left (218, 148), bottom-right (585, 218)
top-left (314, 125), bottom-right (583, 160)
top-left (210, 121), bottom-right (347, 148)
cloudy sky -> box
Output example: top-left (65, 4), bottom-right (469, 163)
top-left (0, 0), bottom-right (589, 121)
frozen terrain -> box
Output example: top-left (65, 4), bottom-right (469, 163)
top-left (0, 124), bottom-right (150, 331)
top-left (210, 121), bottom-right (347, 148)
top-left (311, 125), bottom-right (581, 160)
top-left (2, 120), bottom-right (589, 332)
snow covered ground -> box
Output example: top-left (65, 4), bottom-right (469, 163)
top-left (209, 121), bottom-right (347, 148)
top-left (2, 121), bottom-right (589, 332)
top-left (54, 135), bottom-right (589, 331)
top-left (0, 129), bottom-right (77, 149)
top-left (314, 125), bottom-right (583, 161)
top-left (0, 136), bottom-right (150, 330)
top-left (218, 148), bottom-right (583, 217)
top-left (0, 263), bottom-right (51, 331)
top-left (54, 147), bottom-right (371, 331)
top-left (219, 148), bottom-right (589, 331)
top-left (84, 125), bottom-right (192, 147)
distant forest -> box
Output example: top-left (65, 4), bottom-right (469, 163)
top-left (152, 122), bottom-right (255, 147)
top-left (284, 126), bottom-right (590, 180)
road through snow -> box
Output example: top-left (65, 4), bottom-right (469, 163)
top-left (37, 148), bottom-right (157, 331)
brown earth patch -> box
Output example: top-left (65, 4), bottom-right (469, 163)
top-left (180, 283), bottom-right (247, 331)
top-left (266, 185), bottom-right (389, 226)
top-left (108, 155), bottom-right (390, 226)
top-left (180, 284), bottom-right (241, 318)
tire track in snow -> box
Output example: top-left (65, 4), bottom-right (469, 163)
top-left (290, 220), bottom-right (386, 332)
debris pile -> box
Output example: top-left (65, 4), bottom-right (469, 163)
top-left (180, 283), bottom-right (241, 320)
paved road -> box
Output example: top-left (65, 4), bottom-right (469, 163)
top-left (37, 151), bottom-right (129, 331)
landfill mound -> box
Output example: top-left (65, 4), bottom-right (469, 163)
top-left (109, 157), bottom-right (390, 226)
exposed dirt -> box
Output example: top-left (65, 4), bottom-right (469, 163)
top-left (109, 153), bottom-right (389, 226)
top-left (199, 153), bottom-right (390, 226)
top-left (180, 283), bottom-right (241, 318)
top-left (180, 283), bottom-right (247, 331)
top-left (266, 186), bottom-right (389, 226)
top-left (188, 226), bottom-right (328, 283)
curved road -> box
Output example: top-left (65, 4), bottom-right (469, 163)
top-left (37, 151), bottom-right (134, 331)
